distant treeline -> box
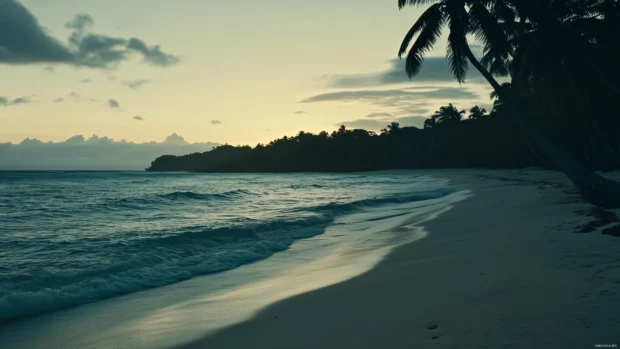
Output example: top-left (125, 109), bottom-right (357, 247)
top-left (146, 104), bottom-right (557, 172)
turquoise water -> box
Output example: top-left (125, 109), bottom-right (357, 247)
top-left (0, 171), bottom-right (453, 322)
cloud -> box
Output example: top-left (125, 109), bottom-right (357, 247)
top-left (326, 58), bottom-right (485, 88)
top-left (300, 87), bottom-right (477, 104)
top-left (64, 92), bottom-right (99, 104)
top-left (0, 2), bottom-right (179, 69)
top-left (64, 13), bottom-right (94, 31)
top-left (164, 133), bottom-right (188, 145)
top-left (0, 0), bottom-right (74, 64)
top-left (337, 115), bottom-right (428, 131)
top-left (365, 112), bottom-right (393, 118)
top-left (299, 87), bottom-right (480, 116)
top-left (294, 111), bottom-right (306, 114)
top-left (211, 120), bottom-right (222, 125)
top-left (11, 97), bottom-right (30, 105)
top-left (133, 115), bottom-right (145, 121)
top-left (126, 38), bottom-right (180, 67)
top-left (123, 79), bottom-right (151, 89)
top-left (0, 134), bottom-right (220, 170)
top-left (78, 78), bottom-right (92, 83)
top-left (107, 99), bottom-right (120, 109)
top-left (54, 97), bottom-right (64, 103)
top-left (0, 96), bottom-right (31, 106)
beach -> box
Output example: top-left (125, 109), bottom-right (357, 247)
top-left (1, 169), bottom-right (619, 349)
top-left (177, 169), bottom-right (620, 349)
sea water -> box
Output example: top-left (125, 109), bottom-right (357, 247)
top-left (0, 171), bottom-right (456, 324)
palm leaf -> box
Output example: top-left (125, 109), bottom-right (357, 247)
top-left (398, 3), bottom-right (444, 57)
top-left (400, 5), bottom-right (446, 78)
top-left (398, 0), bottom-right (442, 11)
top-left (445, 3), bottom-right (469, 82)
top-left (470, 2), bottom-right (512, 76)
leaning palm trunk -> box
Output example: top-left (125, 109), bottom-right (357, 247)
top-left (464, 47), bottom-right (620, 208)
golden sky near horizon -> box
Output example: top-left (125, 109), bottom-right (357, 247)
top-left (0, 0), bottom-right (493, 146)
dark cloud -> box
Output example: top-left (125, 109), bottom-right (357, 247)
top-left (0, 0), bottom-right (74, 64)
top-left (300, 87), bottom-right (477, 117)
top-left (300, 87), bottom-right (477, 104)
top-left (366, 112), bottom-right (393, 118)
top-left (0, 96), bottom-right (31, 106)
top-left (70, 33), bottom-right (130, 68)
top-left (0, 2), bottom-right (179, 69)
top-left (133, 115), bottom-right (145, 121)
top-left (294, 111), bottom-right (306, 114)
top-left (107, 99), bottom-right (120, 109)
top-left (123, 79), bottom-right (151, 89)
top-left (11, 97), bottom-right (30, 105)
top-left (78, 78), bottom-right (91, 83)
top-left (127, 38), bottom-right (180, 67)
top-left (326, 58), bottom-right (485, 88)
top-left (211, 120), bottom-right (222, 125)
top-left (336, 115), bottom-right (428, 131)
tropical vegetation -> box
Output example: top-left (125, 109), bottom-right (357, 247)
top-left (147, 103), bottom-right (540, 172)
top-left (397, 0), bottom-right (620, 208)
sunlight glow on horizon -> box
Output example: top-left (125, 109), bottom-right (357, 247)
top-left (0, 0), bottom-right (494, 146)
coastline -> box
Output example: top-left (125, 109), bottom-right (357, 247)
top-left (176, 169), bottom-right (620, 349)
top-left (0, 170), bottom-right (464, 349)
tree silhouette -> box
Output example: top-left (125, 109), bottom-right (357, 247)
top-left (398, 0), bottom-right (620, 208)
top-left (423, 117), bottom-right (437, 129)
top-left (468, 105), bottom-right (487, 120)
top-left (433, 104), bottom-right (465, 125)
top-left (147, 108), bottom-right (540, 173)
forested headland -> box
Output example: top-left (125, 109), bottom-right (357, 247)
top-left (146, 102), bottom-right (610, 173)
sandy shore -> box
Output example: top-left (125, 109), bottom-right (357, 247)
top-left (176, 169), bottom-right (620, 349)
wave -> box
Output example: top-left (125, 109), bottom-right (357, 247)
top-left (95, 189), bottom-right (257, 211)
top-left (306, 189), bottom-right (455, 216)
top-left (0, 216), bottom-right (327, 322)
top-left (287, 183), bottom-right (327, 189)
top-left (158, 189), bottom-right (255, 201)
top-left (0, 187), bottom-right (454, 323)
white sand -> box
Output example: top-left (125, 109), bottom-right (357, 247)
top-left (176, 169), bottom-right (620, 349)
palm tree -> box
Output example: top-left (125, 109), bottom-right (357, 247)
top-left (433, 104), bottom-right (465, 124)
top-left (468, 105), bottom-right (487, 120)
top-left (388, 122), bottom-right (401, 134)
top-left (501, 0), bottom-right (620, 168)
top-left (424, 116), bottom-right (437, 129)
top-left (398, 0), bottom-right (620, 208)
top-left (489, 82), bottom-right (511, 114)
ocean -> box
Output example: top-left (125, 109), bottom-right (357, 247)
top-left (0, 171), bottom-right (456, 324)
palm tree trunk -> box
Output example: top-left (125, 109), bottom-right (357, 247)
top-left (523, 131), bottom-right (551, 168)
top-left (588, 114), bottom-right (620, 168)
top-left (464, 47), bottom-right (620, 208)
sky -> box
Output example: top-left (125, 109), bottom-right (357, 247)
top-left (0, 133), bottom-right (219, 169)
top-left (0, 0), bottom-right (493, 146)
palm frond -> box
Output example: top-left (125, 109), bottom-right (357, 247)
top-left (400, 5), bottom-right (446, 78)
top-left (445, 4), bottom-right (469, 83)
top-left (398, 3), bottom-right (444, 57)
top-left (470, 1), bottom-right (512, 77)
top-left (398, 0), bottom-right (442, 11)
